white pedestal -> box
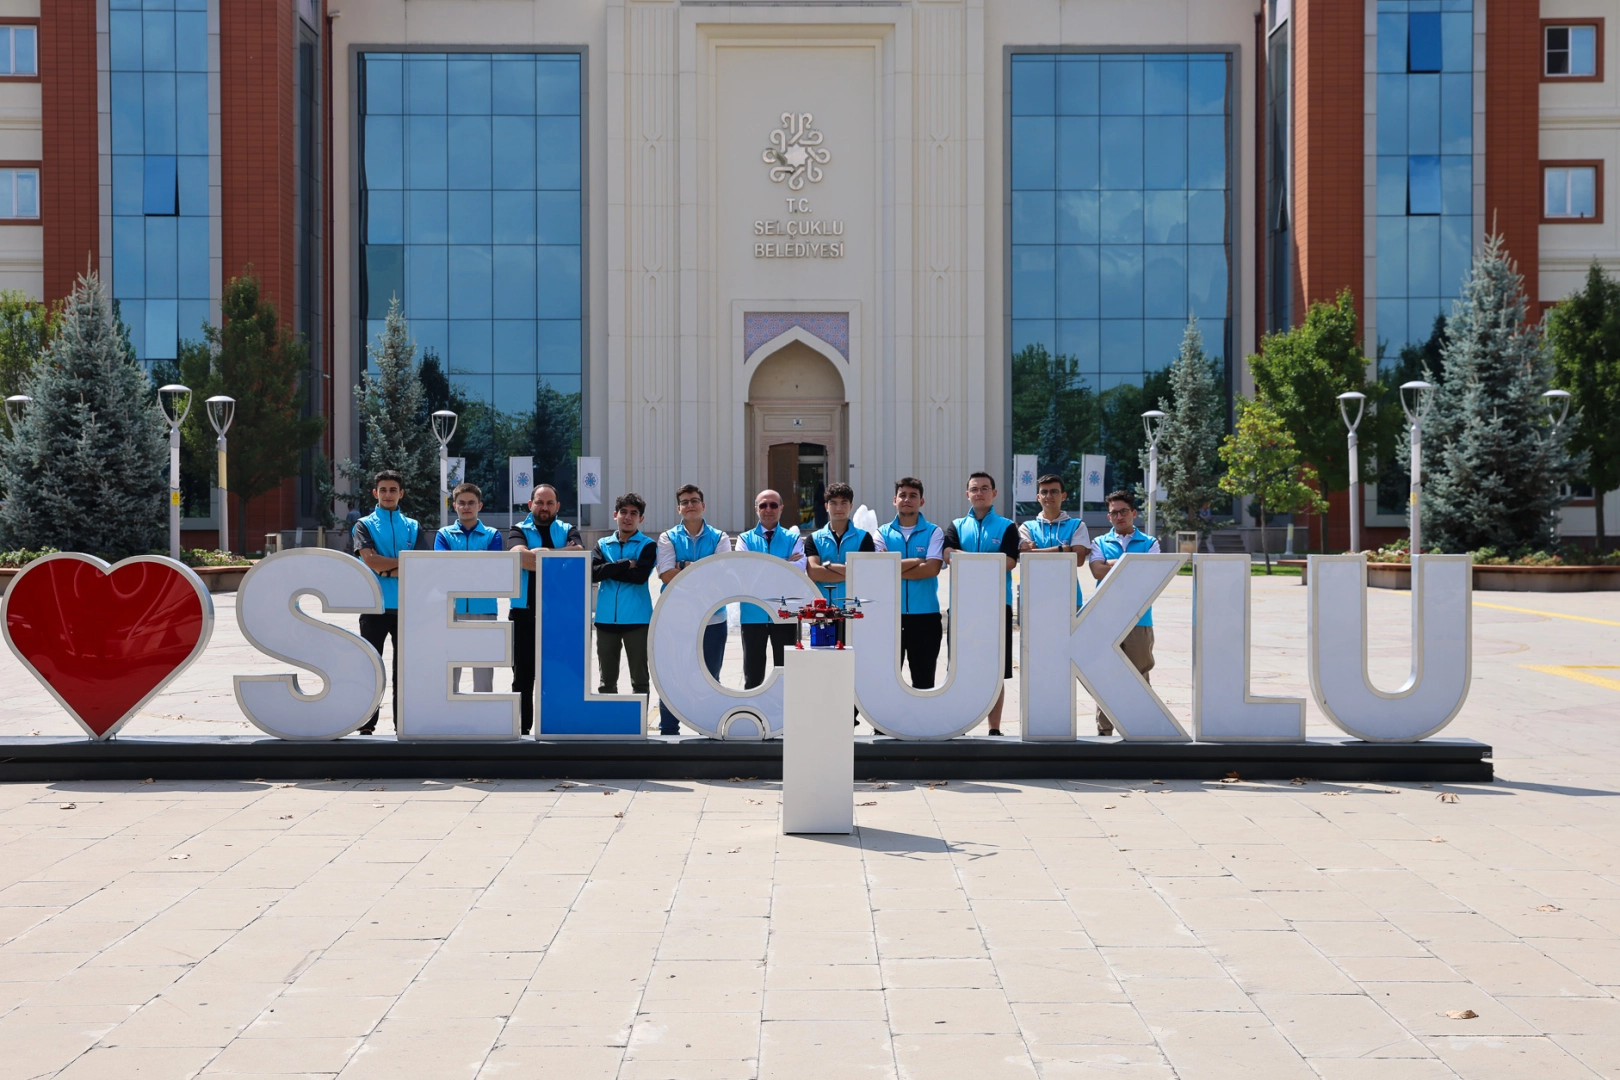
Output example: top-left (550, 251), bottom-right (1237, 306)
top-left (781, 646), bottom-right (855, 835)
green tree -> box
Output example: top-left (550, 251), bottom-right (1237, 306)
top-left (1546, 261), bottom-right (1620, 551)
top-left (1375, 315), bottom-right (1447, 515)
top-left (0, 273), bottom-right (167, 557)
top-left (1035, 397), bottom-right (1070, 482)
top-left (1151, 320), bottom-right (1227, 539)
top-left (1011, 344), bottom-right (1097, 496)
top-left (1218, 396), bottom-right (1328, 572)
top-left (1414, 235), bottom-right (1581, 552)
top-left (337, 298), bottom-right (440, 523)
top-left (1100, 368), bottom-right (1172, 494)
top-left (0, 291), bottom-right (52, 437)
top-left (1249, 289), bottom-right (1375, 542)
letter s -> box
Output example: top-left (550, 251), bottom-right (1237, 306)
top-left (234, 549), bottom-right (386, 740)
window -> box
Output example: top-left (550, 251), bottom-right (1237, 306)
top-left (0, 26), bottom-right (36, 77)
top-left (1407, 156), bottom-right (1441, 215)
top-left (0, 169), bottom-right (38, 218)
top-left (1545, 24), bottom-right (1599, 78)
top-left (1408, 12), bottom-right (1442, 73)
top-left (1543, 163), bottom-right (1601, 222)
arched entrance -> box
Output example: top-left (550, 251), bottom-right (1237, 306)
top-left (745, 340), bottom-right (848, 529)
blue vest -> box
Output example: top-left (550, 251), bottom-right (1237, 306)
top-left (664, 522), bottom-right (727, 566)
top-left (1092, 528), bottom-right (1160, 626)
top-left (434, 521), bottom-right (503, 615)
top-left (1024, 515), bottom-right (1086, 608)
top-left (593, 531), bottom-right (655, 625)
top-left (357, 508), bottom-right (419, 610)
top-left (738, 523), bottom-right (801, 624)
top-left (878, 516), bottom-right (941, 615)
top-left (809, 524), bottom-right (869, 603)
top-left (509, 515), bottom-right (575, 609)
top-left (953, 509), bottom-right (1016, 606)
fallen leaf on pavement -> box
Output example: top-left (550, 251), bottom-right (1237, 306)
top-left (614, 812), bottom-right (624, 818)
top-left (58, 803), bottom-right (75, 810)
top-left (858, 801), bottom-right (877, 806)
top-left (1437, 792), bottom-right (1460, 803)
top-left (1445, 1009), bottom-right (1477, 1020)
top-left (168, 853), bottom-right (190, 860)
top-left (1537, 904), bottom-right (1561, 912)
top-left (1430, 836), bottom-right (1446, 843)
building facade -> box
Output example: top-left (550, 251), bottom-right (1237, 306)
top-left (14, 0), bottom-right (1619, 543)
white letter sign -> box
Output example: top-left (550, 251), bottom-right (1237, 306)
top-left (1192, 555), bottom-right (1305, 741)
top-left (397, 551), bottom-right (523, 740)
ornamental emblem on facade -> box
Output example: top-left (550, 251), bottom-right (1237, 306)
top-left (762, 112), bottom-right (830, 190)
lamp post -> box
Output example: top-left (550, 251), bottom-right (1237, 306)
top-left (1399, 380), bottom-right (1435, 558)
top-left (4, 393), bottom-right (30, 432)
top-left (1142, 409), bottom-right (1165, 540)
top-left (1337, 391), bottom-right (1367, 554)
top-left (206, 396), bottom-right (235, 553)
top-left (431, 409), bottom-right (458, 528)
top-left (157, 384), bottom-right (192, 561)
top-left (1543, 388), bottom-right (1572, 544)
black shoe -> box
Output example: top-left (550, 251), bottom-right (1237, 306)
top-left (988, 728), bottom-right (1005, 737)
top-left (357, 727), bottom-right (375, 736)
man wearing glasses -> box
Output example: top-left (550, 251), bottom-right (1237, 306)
top-left (656, 485), bottom-right (733, 722)
top-left (1088, 489), bottom-right (1161, 736)
top-left (736, 488), bottom-right (807, 689)
top-left (434, 482), bottom-right (505, 695)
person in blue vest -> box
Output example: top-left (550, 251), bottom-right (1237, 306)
top-left (871, 477), bottom-right (945, 688)
top-left (942, 471), bottom-right (1022, 736)
top-left (1017, 472), bottom-right (1091, 610)
top-left (805, 480), bottom-right (876, 615)
top-left (591, 492), bottom-right (658, 698)
top-left (1088, 488), bottom-right (1162, 736)
top-left (737, 487), bottom-right (806, 689)
top-left (435, 481), bottom-right (505, 695)
top-left (656, 485), bottom-right (733, 726)
top-left (352, 470), bottom-right (432, 735)
top-left (507, 483), bottom-right (583, 734)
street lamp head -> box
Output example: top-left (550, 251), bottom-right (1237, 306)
top-left (1542, 388), bottom-right (1572, 429)
top-left (3, 393), bottom-right (30, 430)
top-left (431, 408), bottom-right (458, 447)
top-left (157, 384), bottom-right (192, 427)
top-left (1336, 390), bottom-right (1367, 432)
top-left (1141, 409), bottom-right (1166, 446)
top-left (205, 395), bottom-right (236, 437)
top-left (1399, 380), bottom-right (1435, 425)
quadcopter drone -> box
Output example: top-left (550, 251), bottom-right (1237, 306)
top-left (765, 596), bottom-right (871, 649)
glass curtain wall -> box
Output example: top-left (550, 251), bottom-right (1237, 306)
top-left (108, 0), bottom-right (212, 365)
top-left (1009, 52), bottom-right (1231, 493)
top-left (358, 52), bottom-right (583, 512)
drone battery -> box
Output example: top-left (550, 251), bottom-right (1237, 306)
top-left (808, 622), bottom-right (839, 649)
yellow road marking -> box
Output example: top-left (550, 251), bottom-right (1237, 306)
top-left (1521, 665), bottom-right (1620, 692)
top-left (1476, 601), bottom-right (1620, 627)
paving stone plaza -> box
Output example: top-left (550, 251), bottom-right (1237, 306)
top-left (0, 575), bottom-right (1617, 1078)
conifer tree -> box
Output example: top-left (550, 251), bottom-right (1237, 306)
top-left (337, 299), bottom-right (440, 523)
top-left (1151, 319), bottom-right (1227, 539)
top-left (0, 273), bottom-right (167, 557)
top-left (1417, 235), bottom-right (1581, 552)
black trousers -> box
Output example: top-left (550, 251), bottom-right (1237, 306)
top-left (741, 623), bottom-right (798, 688)
top-left (358, 611), bottom-right (399, 732)
top-left (900, 612), bottom-right (944, 690)
top-left (510, 608), bottom-right (535, 734)
top-left (596, 623), bottom-right (650, 696)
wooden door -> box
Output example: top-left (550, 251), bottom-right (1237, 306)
top-left (768, 443), bottom-right (799, 524)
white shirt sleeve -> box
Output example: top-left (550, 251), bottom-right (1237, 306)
top-left (717, 531), bottom-right (732, 551)
top-left (871, 530), bottom-right (887, 553)
top-left (789, 533), bottom-right (807, 570)
top-left (1073, 521), bottom-right (1092, 551)
top-left (925, 527), bottom-right (945, 562)
top-left (1087, 539), bottom-right (1109, 564)
top-left (655, 534), bottom-right (677, 573)
top-left (1146, 536), bottom-right (1162, 554)
top-left (1017, 522), bottom-right (1035, 546)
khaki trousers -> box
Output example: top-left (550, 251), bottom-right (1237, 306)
top-left (1096, 625), bottom-right (1154, 736)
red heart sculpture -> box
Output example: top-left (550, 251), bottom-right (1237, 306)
top-left (3, 555), bottom-right (213, 739)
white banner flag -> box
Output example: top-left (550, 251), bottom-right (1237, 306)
top-left (577, 456), bottom-right (603, 505)
top-left (1012, 455), bottom-right (1038, 502)
top-left (1082, 455), bottom-right (1107, 504)
top-left (509, 456), bottom-right (534, 509)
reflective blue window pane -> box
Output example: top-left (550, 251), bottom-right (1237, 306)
top-left (145, 217), bottom-right (178, 295)
top-left (448, 246), bottom-right (494, 319)
top-left (492, 57), bottom-right (536, 115)
top-left (1056, 117), bottom-right (1099, 189)
top-left (1187, 245), bottom-right (1227, 319)
top-left (366, 58), bottom-right (403, 114)
top-left (1407, 74), bottom-right (1439, 155)
top-left (536, 59), bottom-right (580, 115)
top-left (1571, 26), bottom-right (1597, 76)
top-left (448, 116), bottom-right (493, 189)
top-left (365, 245), bottom-right (404, 319)
top-left (143, 72), bottom-right (177, 154)
top-left (177, 155), bottom-right (207, 216)
top-left (1440, 12), bottom-right (1471, 71)
top-left (1408, 216), bottom-right (1440, 297)
top-left (365, 116), bottom-right (403, 189)
top-left (113, 216), bottom-right (147, 296)
top-left (1143, 58), bottom-right (1186, 115)
top-left (1187, 58), bottom-right (1226, 115)
top-left (1440, 155), bottom-right (1470, 215)
top-left (1058, 58), bottom-right (1098, 115)
top-left (177, 219), bottom-right (209, 298)
top-left (178, 300), bottom-right (210, 345)
top-left (1144, 319), bottom-right (1186, 371)
top-left (1407, 155), bottom-right (1441, 214)
top-left (493, 191), bottom-right (537, 245)
top-left (1011, 117), bottom-right (1056, 190)
top-left (1377, 216), bottom-right (1409, 300)
top-left (1187, 117), bottom-right (1226, 189)
top-left (1056, 191), bottom-right (1099, 244)
top-left (1440, 215), bottom-right (1472, 296)
top-left (1143, 247), bottom-right (1187, 317)
top-left (1100, 191), bottom-right (1143, 244)
top-left (1057, 319), bottom-right (1099, 369)
top-left (493, 320), bottom-right (537, 373)
top-left (146, 299), bottom-right (178, 361)
top-left (1100, 320), bottom-right (1144, 373)
top-left (449, 320), bottom-right (494, 373)
top-left (120, 301), bottom-right (146, 362)
top-left (1143, 191), bottom-right (1186, 244)
top-left (367, 190), bottom-right (404, 245)
top-left (176, 12), bottom-right (206, 71)
top-left (1011, 320), bottom-right (1055, 357)
top-left (176, 74), bottom-right (208, 154)
top-left (1012, 191), bottom-right (1055, 245)
top-left (1143, 116), bottom-right (1186, 190)
top-left (448, 58), bottom-right (492, 115)
top-left (407, 57), bottom-right (448, 115)
top-left (1378, 13), bottom-right (1408, 73)
top-left (1056, 246), bottom-right (1099, 318)
top-left (406, 116), bottom-right (448, 188)
top-left (1408, 12), bottom-right (1442, 72)
top-left (110, 13), bottom-right (144, 71)
top-left (1377, 156), bottom-right (1407, 215)
top-left (493, 247), bottom-right (537, 318)
top-left (1377, 75), bottom-right (1408, 155)
top-left (492, 116), bottom-right (538, 189)
top-left (1098, 118), bottom-right (1142, 190)
top-left (407, 191), bottom-right (447, 244)
top-left (113, 157), bottom-right (144, 216)
top-left (1011, 57), bottom-right (1055, 115)
top-left (406, 246), bottom-right (449, 319)
top-left (448, 191), bottom-right (493, 245)
top-left (1439, 73), bottom-right (1470, 154)
top-left (1099, 246), bottom-right (1143, 317)
top-left (1187, 189), bottom-right (1226, 243)
top-left (494, 375), bottom-right (539, 409)
top-left (535, 246), bottom-right (581, 319)
top-left (537, 320), bottom-right (581, 374)
top-left (536, 117), bottom-right (581, 190)
top-left (1100, 58), bottom-right (1143, 115)
top-left (536, 191), bottom-right (582, 246)
top-left (1011, 246), bottom-right (1056, 318)
top-left (141, 12), bottom-right (174, 71)
top-left (413, 319), bottom-right (450, 363)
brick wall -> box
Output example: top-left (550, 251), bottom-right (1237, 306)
top-left (1484, 0), bottom-right (1541, 305)
top-left (40, 0), bottom-right (99, 306)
